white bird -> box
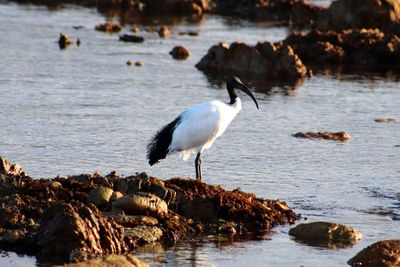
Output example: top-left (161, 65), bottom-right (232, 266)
top-left (147, 76), bottom-right (259, 181)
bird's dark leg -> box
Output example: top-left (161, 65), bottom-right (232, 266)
top-left (195, 152), bottom-right (202, 181)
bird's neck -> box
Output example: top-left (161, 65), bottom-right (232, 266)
top-left (228, 88), bottom-right (237, 105)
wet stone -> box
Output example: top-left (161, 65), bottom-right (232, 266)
top-left (289, 221), bottom-right (362, 247)
top-left (292, 131), bottom-right (351, 141)
top-left (170, 46), bottom-right (190, 60)
top-left (348, 239), bottom-right (400, 267)
top-left (58, 33), bottom-right (74, 49)
top-left (119, 34), bottom-right (145, 43)
top-left (95, 22), bottom-right (121, 33)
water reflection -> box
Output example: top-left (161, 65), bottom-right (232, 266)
top-left (200, 71), bottom-right (304, 95)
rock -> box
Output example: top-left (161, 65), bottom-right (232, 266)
top-left (126, 60), bottom-right (133, 66)
top-left (110, 215), bottom-right (158, 227)
top-left (119, 34), bottom-right (145, 43)
top-left (76, 38), bottom-right (81, 47)
top-left (135, 61), bottom-right (144, 67)
top-left (348, 239), bottom-right (400, 267)
top-left (31, 202), bottom-right (126, 262)
top-left (158, 26), bottom-right (170, 38)
top-left (0, 230), bottom-right (25, 244)
top-left (58, 33), bottom-right (74, 49)
top-left (289, 221), bottom-right (362, 247)
top-left (124, 226), bottom-right (163, 245)
top-left (110, 191), bottom-right (123, 201)
top-left (375, 117), bottom-right (396, 123)
top-left (179, 31), bottom-right (199, 36)
top-left (61, 254), bottom-right (149, 267)
top-left (316, 0), bottom-right (400, 33)
top-left (284, 29), bottom-right (400, 67)
top-left (139, 0), bottom-right (211, 15)
top-left (214, 0), bottom-right (324, 26)
top-left (112, 192), bottom-right (168, 218)
top-left (292, 131), bottom-right (351, 141)
top-left (196, 42), bottom-right (307, 80)
top-left (0, 156), bottom-right (25, 176)
top-left (87, 186), bottom-right (114, 209)
top-left (170, 46), bottom-right (190, 60)
top-left (95, 22), bottom-right (121, 33)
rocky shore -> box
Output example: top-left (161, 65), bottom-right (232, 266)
top-left (0, 156), bottom-right (297, 264)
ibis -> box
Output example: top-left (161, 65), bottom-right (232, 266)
top-left (146, 76), bottom-right (259, 181)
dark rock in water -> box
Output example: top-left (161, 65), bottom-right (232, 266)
top-left (284, 29), bottom-right (400, 67)
top-left (31, 202), bottom-right (126, 262)
top-left (347, 239), bottom-right (400, 267)
top-left (315, 0), bottom-right (400, 34)
top-left (170, 46), bottom-right (190, 60)
top-left (289, 222), bottom-right (362, 247)
top-left (95, 22), bottom-right (121, 33)
top-left (119, 34), bottom-right (145, 43)
top-left (374, 117), bottom-right (396, 123)
top-left (58, 33), bottom-right (74, 49)
top-left (196, 42), bottom-right (307, 80)
top-left (0, 156), bottom-right (297, 265)
top-left (292, 131), bottom-right (351, 141)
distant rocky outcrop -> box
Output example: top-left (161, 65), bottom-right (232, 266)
top-left (196, 42), bottom-right (307, 81)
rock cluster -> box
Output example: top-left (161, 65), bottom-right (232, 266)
top-left (196, 42), bottom-right (307, 80)
top-left (0, 157), bottom-right (297, 265)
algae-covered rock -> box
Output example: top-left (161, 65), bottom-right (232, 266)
top-left (347, 239), bottom-right (400, 267)
top-left (289, 221), bottom-right (362, 247)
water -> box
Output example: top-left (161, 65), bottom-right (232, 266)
top-left (0, 2), bottom-right (399, 266)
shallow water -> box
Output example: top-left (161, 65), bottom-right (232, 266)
top-left (0, 1), bottom-right (399, 266)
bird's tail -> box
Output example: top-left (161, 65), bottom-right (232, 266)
top-left (147, 116), bottom-right (181, 165)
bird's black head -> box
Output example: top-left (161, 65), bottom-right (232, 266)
top-left (227, 76), bottom-right (259, 109)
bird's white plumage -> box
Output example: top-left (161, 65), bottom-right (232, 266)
top-left (168, 98), bottom-right (242, 160)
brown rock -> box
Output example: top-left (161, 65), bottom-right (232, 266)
top-left (293, 131), bottom-right (351, 141)
top-left (170, 46), bottom-right (190, 60)
top-left (87, 186), bottom-right (114, 209)
top-left (375, 117), bottom-right (396, 123)
top-left (348, 239), bottom-right (400, 267)
top-left (61, 254), bottom-right (149, 267)
top-left (158, 26), bottom-right (170, 38)
top-left (110, 215), bottom-right (158, 227)
top-left (126, 60), bottom-right (133, 66)
top-left (124, 226), bottom-right (163, 244)
top-left (58, 33), bottom-right (74, 49)
top-left (31, 202), bottom-right (126, 262)
top-left (196, 41), bottom-right (307, 80)
top-left (316, 0), bottom-right (400, 33)
top-left (112, 192), bottom-right (168, 218)
top-left (95, 22), bottom-right (121, 33)
top-left (289, 221), bottom-right (362, 247)
top-left (0, 156), bottom-right (25, 176)
top-left (135, 61), bottom-right (144, 67)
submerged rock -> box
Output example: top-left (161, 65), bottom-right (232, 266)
top-left (62, 254), bottom-right (149, 267)
top-left (119, 34), bottom-right (145, 43)
top-left (347, 239), bottom-right (400, 267)
top-left (289, 222), bottom-right (362, 247)
top-left (196, 42), bottom-right (307, 81)
top-left (95, 22), bottom-right (121, 33)
top-left (292, 131), bottom-right (351, 141)
top-left (170, 46), bottom-right (190, 60)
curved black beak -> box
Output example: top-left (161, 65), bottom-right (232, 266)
top-left (236, 81), bottom-right (259, 110)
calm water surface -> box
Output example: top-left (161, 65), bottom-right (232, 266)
top-left (0, 2), bottom-right (399, 266)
